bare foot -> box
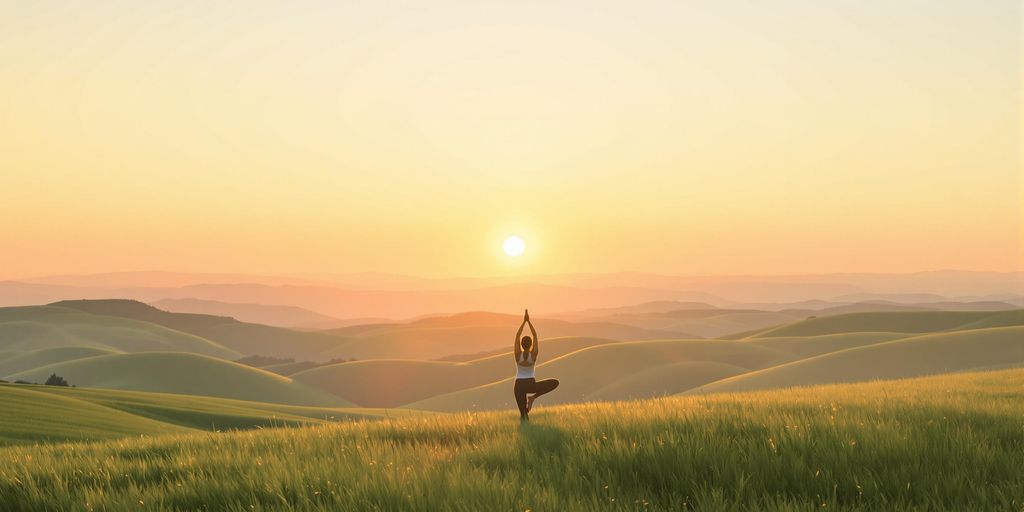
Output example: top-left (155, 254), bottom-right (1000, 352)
top-left (526, 394), bottom-right (536, 412)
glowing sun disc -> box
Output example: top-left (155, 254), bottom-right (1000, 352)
top-left (503, 236), bottom-right (526, 257)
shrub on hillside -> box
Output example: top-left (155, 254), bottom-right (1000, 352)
top-left (44, 374), bottom-right (70, 387)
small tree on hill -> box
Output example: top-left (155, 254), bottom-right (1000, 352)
top-left (44, 373), bottom-right (70, 387)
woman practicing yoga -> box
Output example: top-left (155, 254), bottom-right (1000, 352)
top-left (513, 309), bottom-right (559, 420)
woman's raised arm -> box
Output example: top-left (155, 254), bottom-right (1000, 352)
top-left (514, 317), bottom-right (526, 360)
top-left (527, 318), bottom-right (538, 357)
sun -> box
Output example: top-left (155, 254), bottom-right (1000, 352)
top-left (503, 235), bottom-right (526, 257)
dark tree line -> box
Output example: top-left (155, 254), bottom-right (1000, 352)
top-left (8, 374), bottom-right (74, 387)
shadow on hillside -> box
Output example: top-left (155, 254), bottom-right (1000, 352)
top-left (463, 422), bottom-right (570, 473)
top-left (518, 421), bottom-right (569, 456)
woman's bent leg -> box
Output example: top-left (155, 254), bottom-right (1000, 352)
top-left (529, 378), bottom-right (559, 399)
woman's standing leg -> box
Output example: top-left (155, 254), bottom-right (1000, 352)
top-left (513, 379), bottom-right (530, 419)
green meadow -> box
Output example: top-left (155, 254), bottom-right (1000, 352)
top-left (3, 301), bottom-right (1024, 510)
top-left (0, 383), bottom-right (424, 446)
top-left (2, 369), bottom-right (1023, 511)
top-left (6, 352), bottom-right (350, 407)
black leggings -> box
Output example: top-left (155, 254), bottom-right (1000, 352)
top-left (514, 377), bottom-right (559, 418)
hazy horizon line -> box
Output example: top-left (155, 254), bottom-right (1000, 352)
top-left (10, 267), bottom-right (1024, 283)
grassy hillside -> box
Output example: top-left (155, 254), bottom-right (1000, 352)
top-left (752, 310), bottom-right (1018, 338)
top-left (261, 360), bottom-right (323, 375)
top-left (52, 300), bottom-right (350, 361)
top-left (560, 309), bottom-right (806, 338)
top-left (50, 300), bottom-right (677, 361)
top-left (296, 359), bottom-right (497, 408)
top-left (0, 384), bottom-right (190, 445)
top-left (553, 301), bottom-right (1007, 338)
top-left (952, 309), bottom-right (1024, 330)
top-left (319, 324), bottom-right (534, 360)
top-left (6, 306), bottom-right (1022, 414)
top-left (584, 361), bottom-right (746, 401)
top-left (0, 305), bottom-right (240, 358)
top-left (293, 336), bottom-right (621, 407)
top-left (5, 352), bottom-right (352, 407)
top-left (318, 312), bottom-right (684, 360)
top-left (0, 346), bottom-right (117, 377)
top-left (0, 383), bottom-right (427, 446)
top-left (300, 333), bottom-right (912, 409)
top-left (2, 369), bottom-right (1022, 510)
top-left (406, 339), bottom-right (795, 411)
top-left (742, 331), bottom-right (910, 357)
top-left (693, 326), bottom-right (1024, 394)
top-left (652, 310), bottom-right (804, 338)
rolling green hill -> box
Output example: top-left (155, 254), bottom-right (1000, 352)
top-left (0, 383), bottom-right (428, 446)
top-left (318, 312), bottom-right (684, 361)
top-left (5, 352), bottom-right (352, 407)
top-left (952, 309), bottom-right (1024, 330)
top-left (553, 301), bottom-right (1005, 339)
top-left (0, 305), bottom-right (240, 358)
top-left (6, 305), bottom-right (1023, 414)
top-left (318, 324), bottom-right (529, 361)
top-left (690, 326), bottom-right (1024, 394)
top-left (49, 301), bottom-right (677, 362)
top-left (558, 309), bottom-right (807, 338)
top-left (584, 361), bottom-right (747, 401)
top-left (405, 339), bottom-right (796, 411)
top-left (51, 300), bottom-right (350, 361)
top-left (750, 310), bottom-right (1018, 338)
top-left (0, 383), bottom-right (191, 445)
top-left (742, 331), bottom-right (910, 357)
top-left (2, 369), bottom-right (1022, 510)
top-left (296, 359), bottom-right (497, 408)
top-left (260, 360), bottom-right (323, 375)
top-left (400, 323), bottom-right (1024, 412)
top-left (0, 346), bottom-right (118, 377)
top-left (293, 337), bottom-right (621, 407)
top-left (0, 305), bottom-right (73, 322)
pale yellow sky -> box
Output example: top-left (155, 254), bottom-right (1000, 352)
top-left (1, 1), bottom-right (1020, 279)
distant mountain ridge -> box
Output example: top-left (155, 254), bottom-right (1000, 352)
top-left (2, 269), bottom-right (1020, 319)
top-left (150, 298), bottom-right (346, 328)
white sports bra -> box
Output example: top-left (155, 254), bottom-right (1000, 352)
top-left (515, 353), bottom-right (535, 379)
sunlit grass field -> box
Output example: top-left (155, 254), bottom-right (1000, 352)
top-left (2, 369), bottom-right (1023, 511)
top-left (0, 383), bottom-right (424, 446)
